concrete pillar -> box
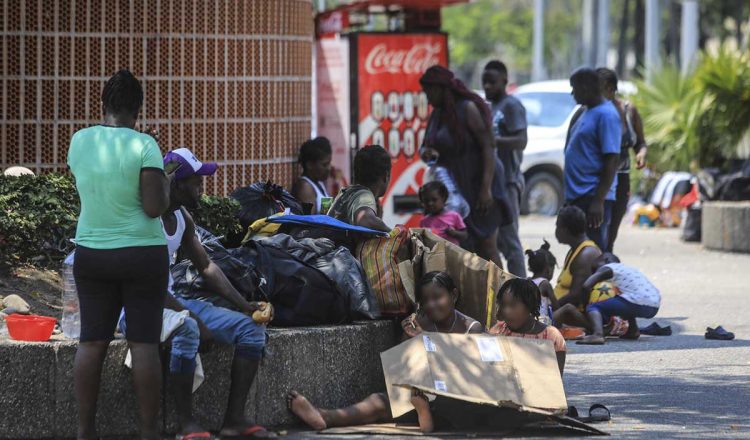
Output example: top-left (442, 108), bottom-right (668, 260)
top-left (596, 0), bottom-right (610, 67)
top-left (645, 0), bottom-right (661, 81)
top-left (582, 0), bottom-right (596, 66)
top-left (680, 0), bottom-right (699, 74)
top-left (532, 0), bottom-right (546, 81)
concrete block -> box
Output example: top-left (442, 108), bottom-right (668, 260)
top-left (52, 340), bottom-right (80, 438)
top-left (0, 341), bottom-right (56, 438)
top-left (164, 344), bottom-right (237, 433)
top-left (0, 320), bottom-right (399, 438)
top-left (702, 201), bottom-right (750, 253)
top-left (53, 339), bottom-right (141, 438)
top-left (253, 320), bottom-right (397, 427)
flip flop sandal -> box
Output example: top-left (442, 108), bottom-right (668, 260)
top-left (640, 322), bottom-right (672, 336)
top-left (221, 425), bottom-right (275, 439)
top-left (619, 329), bottom-right (641, 340)
top-left (176, 432), bottom-right (213, 440)
top-left (568, 404), bottom-right (611, 423)
top-left (576, 336), bottom-right (606, 345)
top-left (560, 326), bottom-right (586, 340)
top-left (705, 326), bottom-right (735, 340)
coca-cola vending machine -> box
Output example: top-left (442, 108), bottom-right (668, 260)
top-left (316, 31), bottom-right (448, 227)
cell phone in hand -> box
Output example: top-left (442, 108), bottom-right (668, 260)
top-left (164, 161), bottom-right (183, 175)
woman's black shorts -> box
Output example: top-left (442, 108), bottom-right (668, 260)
top-left (74, 245), bottom-right (168, 343)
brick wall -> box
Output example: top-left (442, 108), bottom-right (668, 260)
top-left (1, 0), bottom-right (313, 195)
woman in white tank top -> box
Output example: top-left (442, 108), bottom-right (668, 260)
top-left (292, 137), bottom-right (333, 214)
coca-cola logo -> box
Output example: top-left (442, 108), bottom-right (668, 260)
top-left (364, 43), bottom-right (442, 75)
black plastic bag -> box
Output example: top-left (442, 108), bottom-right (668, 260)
top-left (171, 226), bottom-right (264, 305)
top-left (255, 234), bottom-right (379, 320)
top-left (681, 207), bottom-right (701, 242)
top-left (172, 226), bottom-right (352, 326)
top-left (231, 181), bottom-right (303, 230)
top-left (249, 241), bottom-right (351, 326)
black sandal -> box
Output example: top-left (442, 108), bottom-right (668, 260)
top-left (568, 404), bottom-right (611, 423)
top-left (705, 326), bottom-right (735, 340)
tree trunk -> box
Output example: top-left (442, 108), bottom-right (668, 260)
top-left (634, 0), bottom-right (645, 75)
top-left (666, 0), bottom-right (680, 64)
top-left (734, 1), bottom-right (744, 45)
top-left (616, 0), bottom-right (631, 77)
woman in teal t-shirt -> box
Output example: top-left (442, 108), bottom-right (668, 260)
top-left (67, 70), bottom-right (171, 440)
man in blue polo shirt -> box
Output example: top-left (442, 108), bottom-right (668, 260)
top-left (564, 68), bottom-right (621, 250)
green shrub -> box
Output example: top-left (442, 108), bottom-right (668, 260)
top-left (0, 173), bottom-right (244, 268)
top-left (0, 174), bottom-right (79, 267)
top-left (188, 195), bottom-right (243, 247)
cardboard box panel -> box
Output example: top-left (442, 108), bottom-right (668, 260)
top-left (409, 229), bottom-right (515, 328)
top-left (381, 333), bottom-right (567, 419)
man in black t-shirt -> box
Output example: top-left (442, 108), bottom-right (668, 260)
top-left (483, 60), bottom-right (528, 277)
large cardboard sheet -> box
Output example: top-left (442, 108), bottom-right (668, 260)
top-left (381, 332), bottom-right (567, 419)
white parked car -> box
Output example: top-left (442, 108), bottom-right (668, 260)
top-left (514, 79), bottom-right (635, 215)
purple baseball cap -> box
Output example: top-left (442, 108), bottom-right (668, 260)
top-left (163, 147), bottom-right (218, 180)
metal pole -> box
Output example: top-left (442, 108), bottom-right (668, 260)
top-left (645, 0), bottom-right (661, 81)
top-left (680, 0), bottom-right (699, 74)
top-left (582, 0), bottom-right (595, 66)
top-left (532, 0), bottom-right (545, 81)
top-left (596, 0), bottom-right (610, 67)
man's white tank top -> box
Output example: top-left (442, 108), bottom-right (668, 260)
top-left (162, 209), bottom-right (186, 294)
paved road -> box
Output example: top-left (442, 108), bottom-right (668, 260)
top-left (290, 216), bottom-right (750, 439)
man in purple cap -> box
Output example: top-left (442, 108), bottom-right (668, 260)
top-left (120, 147), bottom-right (275, 439)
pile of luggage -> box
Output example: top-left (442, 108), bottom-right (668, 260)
top-left (171, 180), bottom-right (510, 328)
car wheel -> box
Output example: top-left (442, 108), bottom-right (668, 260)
top-left (522, 171), bottom-right (563, 216)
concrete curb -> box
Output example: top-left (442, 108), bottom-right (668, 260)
top-left (0, 320), bottom-right (398, 438)
top-left (701, 201), bottom-right (750, 253)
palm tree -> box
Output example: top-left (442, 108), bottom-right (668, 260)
top-left (633, 43), bottom-right (750, 172)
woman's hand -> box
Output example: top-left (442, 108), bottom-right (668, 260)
top-left (476, 187), bottom-right (494, 214)
top-left (141, 125), bottom-right (160, 143)
top-left (587, 198), bottom-right (605, 228)
top-left (401, 313), bottom-right (423, 338)
top-left (635, 148), bottom-right (647, 169)
top-left (420, 146), bottom-right (439, 163)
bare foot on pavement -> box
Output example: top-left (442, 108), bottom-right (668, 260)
top-left (288, 390), bottom-right (327, 431)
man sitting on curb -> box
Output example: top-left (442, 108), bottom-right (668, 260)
top-left (118, 147), bottom-right (275, 439)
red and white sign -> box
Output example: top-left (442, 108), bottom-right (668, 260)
top-left (363, 42), bottom-right (443, 75)
top-left (315, 37), bottom-right (351, 183)
top-left (316, 11), bottom-right (349, 37)
top-left (355, 33), bottom-right (448, 227)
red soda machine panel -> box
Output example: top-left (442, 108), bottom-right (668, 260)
top-left (350, 32), bottom-right (448, 227)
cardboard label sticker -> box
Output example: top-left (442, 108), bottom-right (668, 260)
top-left (434, 380), bottom-right (447, 392)
top-left (476, 337), bottom-right (504, 362)
top-left (423, 335), bottom-right (437, 352)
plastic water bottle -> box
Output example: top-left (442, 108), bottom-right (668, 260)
top-left (61, 251), bottom-right (80, 339)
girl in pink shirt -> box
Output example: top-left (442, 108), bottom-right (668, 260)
top-left (419, 181), bottom-right (468, 246)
